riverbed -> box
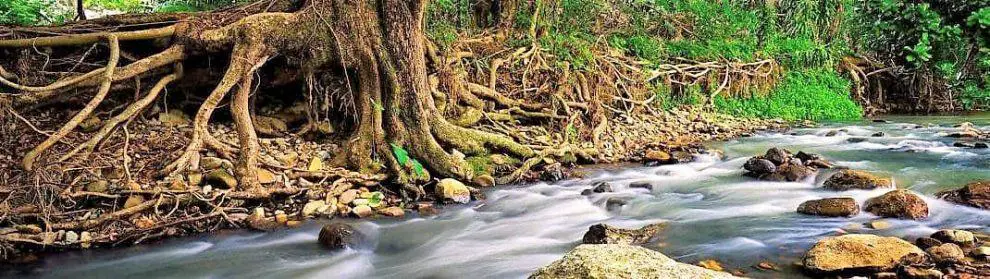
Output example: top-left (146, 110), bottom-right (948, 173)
top-left (6, 114), bottom-right (990, 278)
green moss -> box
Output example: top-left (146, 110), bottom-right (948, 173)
top-left (465, 156), bottom-right (493, 176)
top-left (715, 69), bottom-right (862, 121)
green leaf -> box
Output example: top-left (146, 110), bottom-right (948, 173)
top-left (391, 143), bottom-right (410, 166)
top-left (368, 191), bottom-right (384, 207)
top-left (411, 159), bottom-right (425, 176)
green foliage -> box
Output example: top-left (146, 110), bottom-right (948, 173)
top-left (0, 0), bottom-right (70, 26)
top-left (154, 0), bottom-right (246, 12)
top-left (715, 70), bottom-right (862, 121)
top-left (390, 143), bottom-right (426, 177)
top-left (87, 0), bottom-right (144, 12)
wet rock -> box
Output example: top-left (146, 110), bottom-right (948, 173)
top-left (847, 137), bottom-right (868, 143)
top-left (540, 163), bottom-right (566, 182)
top-left (930, 229), bottom-right (975, 247)
top-left (644, 149), bottom-right (673, 164)
top-left (416, 203), bottom-right (438, 216)
top-left (671, 151), bottom-right (694, 163)
top-left (580, 189), bottom-right (594, 196)
top-left (529, 244), bottom-right (741, 279)
top-left (948, 130), bottom-right (980, 138)
top-left (302, 200), bottom-right (328, 217)
top-left (377, 206), bottom-right (404, 218)
top-left (915, 237), bottom-right (943, 250)
top-left (764, 147), bottom-right (791, 165)
top-left (802, 234), bottom-right (925, 275)
top-left (85, 180), bottom-right (109, 193)
top-left (205, 169), bottom-right (237, 189)
top-left (972, 246), bottom-right (990, 259)
top-left (926, 243), bottom-right (964, 264)
top-left (872, 132), bottom-right (886, 137)
top-left (628, 182), bottom-right (652, 190)
top-left (825, 130), bottom-right (839, 137)
top-left (590, 182), bottom-right (613, 193)
top-left (697, 259), bottom-right (723, 272)
top-left (865, 190), bottom-right (929, 220)
top-left (246, 208), bottom-right (278, 231)
top-left (79, 231), bottom-right (92, 249)
top-left (954, 142), bottom-right (976, 148)
top-left (823, 170), bottom-right (893, 191)
top-left (274, 210), bottom-right (288, 224)
top-left (795, 151), bottom-right (822, 162)
top-left (976, 142), bottom-right (989, 149)
top-left (797, 197), bottom-right (860, 217)
top-left (605, 198), bottom-right (626, 211)
top-left (936, 180), bottom-right (990, 209)
top-left (581, 223), bottom-right (665, 245)
top-left (778, 164), bottom-right (816, 182)
top-left (436, 178), bottom-right (471, 204)
top-left (318, 223), bottom-right (364, 250)
top-left (352, 205), bottom-right (373, 218)
top-left (897, 266), bottom-right (944, 279)
top-left (472, 175), bottom-right (495, 188)
top-left (873, 119), bottom-right (890, 123)
top-left (338, 189), bottom-right (359, 205)
top-left (743, 158), bottom-right (776, 175)
top-left (868, 220), bottom-right (892, 230)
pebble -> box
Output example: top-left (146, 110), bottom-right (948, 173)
top-left (352, 205), bottom-right (373, 218)
top-left (867, 220), bottom-right (892, 230)
top-left (339, 190), bottom-right (359, 205)
top-left (80, 232), bottom-right (92, 248)
top-left (64, 231), bottom-right (79, 243)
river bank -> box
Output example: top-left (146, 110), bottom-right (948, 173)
top-left (2, 114), bottom-right (987, 278)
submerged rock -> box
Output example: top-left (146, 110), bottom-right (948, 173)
top-left (743, 158), bottom-right (776, 174)
top-left (529, 244), bottom-right (741, 279)
top-left (605, 198), bottom-right (626, 212)
top-left (865, 190), bottom-right (929, 220)
top-left (936, 180), bottom-right (990, 209)
top-left (823, 170), bottom-right (893, 191)
top-left (590, 182), bottom-right (613, 193)
top-left (581, 223), bottom-right (665, 245)
top-left (318, 223), bottom-right (365, 250)
top-left (797, 197), bottom-right (860, 217)
top-left (803, 234), bottom-right (925, 275)
top-left (436, 178), bottom-right (471, 204)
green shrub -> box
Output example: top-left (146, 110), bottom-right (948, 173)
top-left (0, 0), bottom-right (70, 26)
top-left (715, 69), bottom-right (862, 121)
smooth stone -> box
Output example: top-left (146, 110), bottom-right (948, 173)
top-left (936, 180), bottom-right (990, 209)
top-left (914, 237), bottom-right (942, 250)
top-left (802, 234), bottom-right (925, 275)
top-left (743, 158), bottom-right (776, 175)
top-left (64, 231), bottom-right (79, 243)
top-left (930, 229), bottom-right (975, 247)
top-left (318, 223), bottom-right (364, 250)
top-left (591, 182), bottom-right (613, 193)
top-left (352, 205), bottom-right (373, 218)
top-left (79, 232), bottom-right (92, 248)
top-left (871, 132), bottom-right (885, 137)
top-left (797, 197), bottom-right (860, 217)
top-left (436, 178), bottom-right (471, 204)
top-left (581, 223), bottom-right (665, 245)
top-left (377, 206), bottom-right (405, 218)
top-left (605, 198), bottom-right (626, 211)
top-left (628, 182), bottom-right (653, 190)
top-left (868, 220), bottom-right (892, 230)
top-left (338, 189), bottom-right (359, 205)
top-left (529, 244), bottom-right (741, 279)
top-left (823, 170), bottom-right (893, 191)
top-left (200, 157), bottom-right (225, 170)
top-left (302, 200), bottom-right (327, 217)
top-left (764, 147), bottom-right (791, 165)
top-left (925, 243), bottom-right (965, 264)
top-left (865, 190), bottom-right (929, 220)
top-left (205, 169), bottom-right (237, 189)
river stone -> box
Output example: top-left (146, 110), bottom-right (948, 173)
top-left (915, 237), bottom-right (943, 250)
top-left (973, 246), bottom-right (990, 259)
top-left (302, 200), bottom-right (328, 217)
top-left (936, 180), bottom-right (990, 209)
top-left (64, 231), bottom-right (79, 243)
top-left (795, 151), bottom-right (822, 162)
top-left (352, 205), bottom-right (373, 218)
top-left (930, 229), bottom-right (975, 247)
top-left (591, 182), bottom-right (613, 193)
top-left (926, 243), bottom-right (965, 264)
top-left (797, 197), bottom-right (860, 217)
top-left (847, 137), bottom-right (868, 143)
top-left (436, 178), bottom-right (471, 204)
top-left (644, 149), bottom-right (672, 164)
top-left (338, 189), bottom-right (359, 205)
top-left (582, 223), bottom-right (665, 245)
top-left (865, 190), bottom-right (929, 220)
top-left (743, 158), bottom-right (776, 175)
top-left (318, 223), bottom-right (364, 250)
top-left (898, 266), bottom-right (944, 279)
top-left (79, 231), bottom-right (92, 248)
top-left (779, 164), bottom-right (816, 182)
top-left (823, 170), bottom-right (893, 191)
top-left (872, 132), bottom-right (885, 137)
top-left (802, 234), bottom-right (925, 275)
top-left (529, 244), bottom-right (741, 279)
top-left (257, 169), bottom-right (278, 184)
top-left (764, 147), bottom-right (791, 165)
top-left (200, 157), bottom-right (225, 170)
top-left (605, 198), bottom-right (626, 212)
top-left (628, 182), bottom-right (652, 190)
top-left (205, 169), bottom-right (237, 189)
top-left (377, 206), bottom-right (404, 218)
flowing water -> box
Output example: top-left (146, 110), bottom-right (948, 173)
top-left (6, 114), bottom-right (990, 278)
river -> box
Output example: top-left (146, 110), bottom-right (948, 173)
top-left (6, 114), bottom-right (990, 278)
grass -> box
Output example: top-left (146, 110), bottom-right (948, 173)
top-left (714, 69), bottom-right (863, 121)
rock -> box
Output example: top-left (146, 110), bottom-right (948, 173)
top-left (580, 189), bottom-right (594, 196)
top-left (200, 157), bottom-right (224, 170)
top-left (205, 169), bottom-right (237, 189)
top-left (124, 195), bottom-right (145, 208)
top-left (79, 232), bottom-right (92, 248)
top-left (644, 149), bottom-right (673, 164)
top-left (257, 169), bottom-right (278, 184)
top-left (436, 178), bottom-right (471, 204)
top-left (127, 181), bottom-right (143, 191)
top-left (823, 170), bottom-right (893, 191)
top-left (246, 208), bottom-right (278, 231)
top-left (743, 158), bottom-right (776, 175)
top-left (591, 182), bottom-right (613, 193)
top-left (873, 119), bottom-right (890, 123)
top-left (948, 130), bottom-right (980, 138)
top-left (972, 246), bottom-right (990, 259)
top-left (697, 259), bottom-right (723, 272)
top-left (755, 261), bottom-right (778, 271)
top-left (308, 156), bottom-right (324, 172)
top-left (472, 175), bottom-right (495, 187)
top-left (274, 210), bottom-right (288, 224)
top-left (930, 229), bottom-right (975, 247)
top-left (936, 180), bottom-right (990, 209)
top-left (898, 266), bottom-right (944, 279)
top-left (847, 137), bottom-right (868, 143)
top-left (868, 220), bottom-right (892, 230)
top-left (976, 142), bottom-right (989, 149)
top-left (318, 223), bottom-right (364, 250)
top-left (778, 164), bottom-right (816, 182)
top-left (302, 200), bottom-right (328, 217)
top-left (79, 116), bottom-right (102, 132)
top-left (671, 151), bottom-right (694, 163)
top-left (926, 243), bottom-right (964, 264)
top-left (954, 142), bottom-right (976, 148)
top-left (865, 190), bottom-right (929, 220)
top-left (795, 151), bottom-right (822, 162)
top-left (581, 223), bottom-right (665, 245)
top-left (159, 110), bottom-right (190, 126)
top-left (187, 173), bottom-right (203, 186)
top-left (65, 231), bottom-right (79, 243)
top-left (628, 182), bottom-right (652, 190)
top-left (797, 197), bottom-right (860, 217)
top-left (529, 244), bottom-right (741, 279)
top-left (872, 132), bottom-right (886, 137)
top-left (914, 237), bottom-right (943, 250)
top-left (286, 221), bottom-right (302, 228)
top-left (802, 234), bottom-right (925, 275)
top-left (605, 198), bottom-right (626, 211)
top-left (825, 130), bottom-right (839, 137)
top-left (352, 205), bottom-right (373, 218)
top-left (416, 203), bottom-right (438, 216)
top-left (540, 164), bottom-right (566, 182)
top-left (377, 206), bottom-right (404, 218)
top-left (253, 115), bottom-right (288, 135)
top-left (85, 180), bottom-right (109, 193)
top-left (338, 189), bottom-right (359, 205)
top-left (764, 147), bottom-right (791, 165)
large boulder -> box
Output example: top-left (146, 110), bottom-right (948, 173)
top-left (529, 244), bottom-right (741, 279)
top-left (823, 170), bottom-right (893, 191)
top-left (797, 197), bottom-right (860, 217)
top-left (865, 190), bottom-right (929, 220)
top-left (764, 147), bottom-right (791, 165)
top-left (803, 234), bottom-right (925, 275)
top-left (743, 148), bottom-right (823, 182)
top-left (930, 229), bottom-right (976, 247)
top-left (318, 223), bottom-right (365, 250)
top-left (926, 243), bottom-right (965, 264)
top-left (436, 178), bottom-right (471, 204)
top-left (743, 158), bottom-right (776, 175)
top-left (582, 223), bottom-right (665, 245)
top-left (936, 180), bottom-right (990, 209)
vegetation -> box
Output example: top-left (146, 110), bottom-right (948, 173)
top-left (0, 0), bottom-right (70, 25)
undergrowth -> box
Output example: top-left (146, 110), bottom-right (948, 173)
top-left (714, 70), bottom-right (863, 121)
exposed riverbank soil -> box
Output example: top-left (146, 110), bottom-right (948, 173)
top-left (0, 0), bottom-right (783, 261)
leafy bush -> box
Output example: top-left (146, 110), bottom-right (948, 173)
top-left (0, 0), bottom-right (70, 26)
top-left (715, 70), bottom-right (863, 121)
